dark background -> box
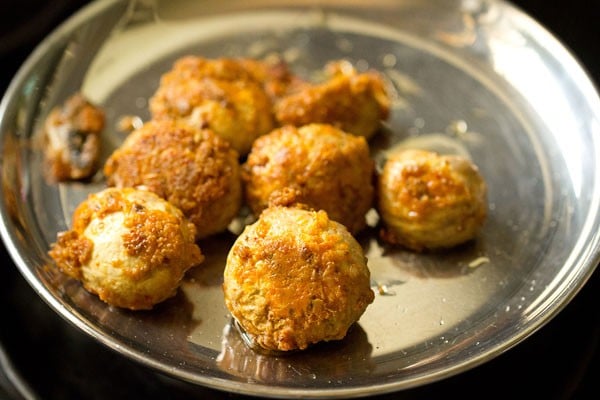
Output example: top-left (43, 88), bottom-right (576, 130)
top-left (1, 1), bottom-right (598, 399)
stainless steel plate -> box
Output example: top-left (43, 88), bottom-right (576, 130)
top-left (1, 0), bottom-right (599, 398)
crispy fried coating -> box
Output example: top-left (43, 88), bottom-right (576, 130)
top-left (377, 149), bottom-right (487, 251)
top-left (237, 57), bottom-right (305, 103)
top-left (103, 119), bottom-right (242, 240)
top-left (148, 56), bottom-right (275, 155)
top-left (43, 92), bottom-right (105, 181)
top-left (242, 123), bottom-right (375, 235)
top-left (223, 206), bottom-right (374, 352)
top-left (274, 60), bottom-right (390, 140)
top-left (48, 187), bottom-right (203, 310)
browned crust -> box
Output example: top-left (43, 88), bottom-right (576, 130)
top-left (242, 123), bottom-right (375, 234)
top-left (274, 61), bottom-right (390, 139)
top-left (104, 119), bottom-right (242, 239)
top-left (223, 206), bottom-right (374, 351)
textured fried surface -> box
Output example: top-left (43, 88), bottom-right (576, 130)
top-left (223, 206), bottom-right (374, 351)
top-left (237, 57), bottom-right (305, 103)
top-left (274, 60), bottom-right (390, 140)
top-left (242, 123), bottom-right (375, 234)
top-left (104, 119), bottom-right (242, 239)
top-left (377, 149), bottom-right (487, 251)
top-left (148, 56), bottom-right (275, 155)
top-left (48, 187), bottom-right (203, 310)
top-left (43, 92), bottom-right (105, 181)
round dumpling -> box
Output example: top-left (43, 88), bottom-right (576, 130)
top-left (274, 60), bottom-right (390, 140)
top-left (48, 187), bottom-right (204, 310)
top-left (223, 206), bottom-right (374, 352)
top-left (242, 123), bottom-right (375, 235)
top-left (104, 119), bottom-right (242, 240)
top-left (377, 149), bottom-right (487, 251)
top-left (148, 56), bottom-right (275, 155)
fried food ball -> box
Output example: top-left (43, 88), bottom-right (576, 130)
top-left (377, 149), bottom-right (487, 251)
top-left (274, 60), bottom-right (390, 140)
top-left (242, 123), bottom-right (375, 234)
top-left (148, 56), bottom-right (275, 155)
top-left (103, 119), bottom-right (242, 240)
top-left (223, 206), bottom-right (374, 352)
top-left (48, 187), bottom-right (204, 310)
top-left (43, 92), bottom-right (105, 181)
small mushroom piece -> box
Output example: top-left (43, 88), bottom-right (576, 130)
top-left (43, 93), bottom-right (105, 181)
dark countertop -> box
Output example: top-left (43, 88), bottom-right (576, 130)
top-left (1, 1), bottom-right (598, 399)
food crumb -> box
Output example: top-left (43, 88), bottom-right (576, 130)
top-left (468, 256), bottom-right (490, 268)
top-left (117, 114), bottom-right (144, 132)
top-left (376, 283), bottom-right (396, 296)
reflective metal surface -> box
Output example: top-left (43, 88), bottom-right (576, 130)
top-left (1, 0), bottom-right (599, 398)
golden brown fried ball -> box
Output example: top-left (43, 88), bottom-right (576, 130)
top-left (103, 119), bottom-right (242, 240)
top-left (148, 56), bottom-right (275, 155)
top-left (242, 123), bottom-right (375, 235)
top-left (274, 60), bottom-right (390, 140)
top-left (48, 187), bottom-right (204, 310)
top-left (377, 149), bottom-right (487, 251)
top-left (43, 92), bottom-right (105, 181)
top-left (223, 206), bottom-right (374, 352)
